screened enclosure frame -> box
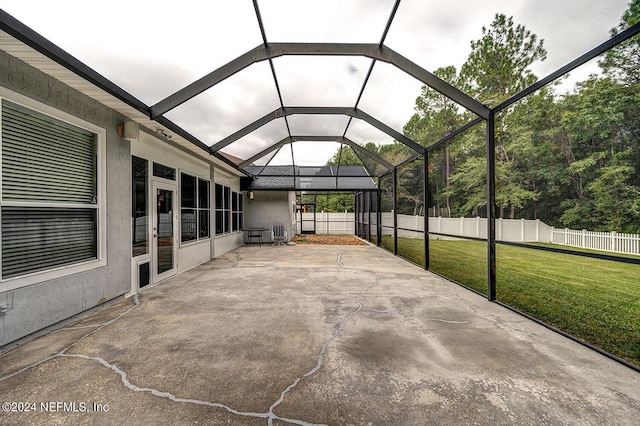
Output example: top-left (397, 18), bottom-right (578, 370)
top-left (1, 2), bottom-right (640, 371)
top-left (4, 5), bottom-right (638, 180)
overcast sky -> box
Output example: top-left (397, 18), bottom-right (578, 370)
top-left (1, 0), bottom-right (631, 165)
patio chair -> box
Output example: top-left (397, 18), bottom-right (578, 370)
top-left (271, 224), bottom-right (288, 246)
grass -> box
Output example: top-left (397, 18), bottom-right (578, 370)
top-left (527, 241), bottom-right (640, 260)
top-left (381, 236), bottom-right (640, 367)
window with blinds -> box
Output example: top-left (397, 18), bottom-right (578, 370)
top-left (1, 99), bottom-right (99, 279)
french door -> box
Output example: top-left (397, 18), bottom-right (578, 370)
top-left (152, 181), bottom-right (177, 283)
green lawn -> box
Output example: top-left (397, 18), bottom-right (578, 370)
top-left (381, 236), bottom-right (640, 367)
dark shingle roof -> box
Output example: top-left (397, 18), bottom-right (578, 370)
top-left (241, 166), bottom-right (377, 191)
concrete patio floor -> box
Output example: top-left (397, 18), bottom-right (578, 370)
top-left (0, 244), bottom-right (639, 425)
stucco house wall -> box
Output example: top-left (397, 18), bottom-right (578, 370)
top-left (0, 49), bottom-right (130, 347)
top-left (244, 191), bottom-right (296, 243)
top-left (0, 48), bottom-right (246, 348)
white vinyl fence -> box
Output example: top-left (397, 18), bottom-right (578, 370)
top-left (297, 211), bottom-right (355, 235)
top-left (408, 215), bottom-right (640, 256)
top-left (551, 228), bottom-right (640, 255)
top-left (300, 212), bottom-right (640, 256)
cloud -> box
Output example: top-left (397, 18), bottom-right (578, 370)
top-left (259, 0), bottom-right (396, 43)
top-left (2, 0), bottom-right (632, 166)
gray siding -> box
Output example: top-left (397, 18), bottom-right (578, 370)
top-left (0, 50), bottom-right (131, 346)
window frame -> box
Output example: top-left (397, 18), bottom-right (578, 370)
top-left (232, 191), bottom-right (243, 233)
top-left (198, 178), bottom-right (210, 240)
top-left (0, 87), bottom-right (107, 292)
top-left (132, 156), bottom-right (149, 257)
top-left (214, 183), bottom-right (243, 236)
top-left (179, 171), bottom-right (210, 245)
top-left (215, 183), bottom-right (224, 236)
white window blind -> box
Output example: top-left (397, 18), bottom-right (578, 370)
top-left (1, 99), bottom-right (99, 279)
top-left (2, 100), bottom-right (97, 203)
top-left (2, 207), bottom-right (96, 278)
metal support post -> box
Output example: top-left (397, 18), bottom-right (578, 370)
top-left (367, 191), bottom-right (372, 241)
top-left (353, 192), bottom-right (362, 237)
top-left (377, 189), bottom-right (382, 247)
top-left (393, 167), bottom-right (398, 255)
top-left (487, 113), bottom-right (497, 301)
top-left (424, 153), bottom-right (429, 270)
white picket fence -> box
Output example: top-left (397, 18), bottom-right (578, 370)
top-left (300, 212), bottom-right (640, 256)
top-left (551, 228), bottom-right (640, 255)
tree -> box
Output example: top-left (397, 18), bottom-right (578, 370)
top-left (499, 87), bottom-right (568, 221)
top-left (599, 0), bottom-right (640, 85)
top-left (404, 66), bottom-right (464, 212)
top-left (599, 0), bottom-right (640, 194)
top-left (402, 6), bottom-right (640, 231)
top-left (559, 75), bottom-right (640, 231)
top-left (445, 156), bottom-right (487, 217)
top-left (326, 144), bottom-right (362, 167)
top-left (588, 164), bottom-right (639, 232)
top-left (448, 14), bottom-right (548, 218)
top-left (460, 14), bottom-right (547, 106)
top-left (396, 158), bottom-right (424, 215)
top-left (320, 144), bottom-right (379, 213)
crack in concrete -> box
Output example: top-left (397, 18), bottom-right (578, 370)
top-left (360, 298), bottom-right (472, 323)
top-left (336, 249), bottom-right (344, 267)
top-left (406, 310), bottom-right (528, 327)
top-left (304, 300), bottom-right (362, 379)
top-left (0, 294), bottom-right (140, 384)
top-left (62, 353), bottom-right (272, 420)
top-left (229, 252), bottom-right (241, 268)
top-left (64, 294), bottom-right (141, 353)
top-left (415, 300), bottom-right (531, 328)
top-left (353, 292), bottom-right (527, 328)
top-left (363, 308), bottom-right (391, 313)
top-left (367, 273), bottom-right (381, 289)
top-left (268, 378), bottom-right (327, 426)
top-left (415, 315), bottom-right (470, 325)
top-left (0, 353), bottom-right (60, 384)
top-left (51, 323), bottom-right (103, 332)
top-left (1, 291), bottom-right (325, 425)
top-left (261, 270), bottom-right (365, 424)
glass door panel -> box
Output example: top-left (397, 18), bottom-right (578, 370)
top-left (156, 188), bottom-right (174, 275)
top-left (152, 181), bottom-right (177, 283)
